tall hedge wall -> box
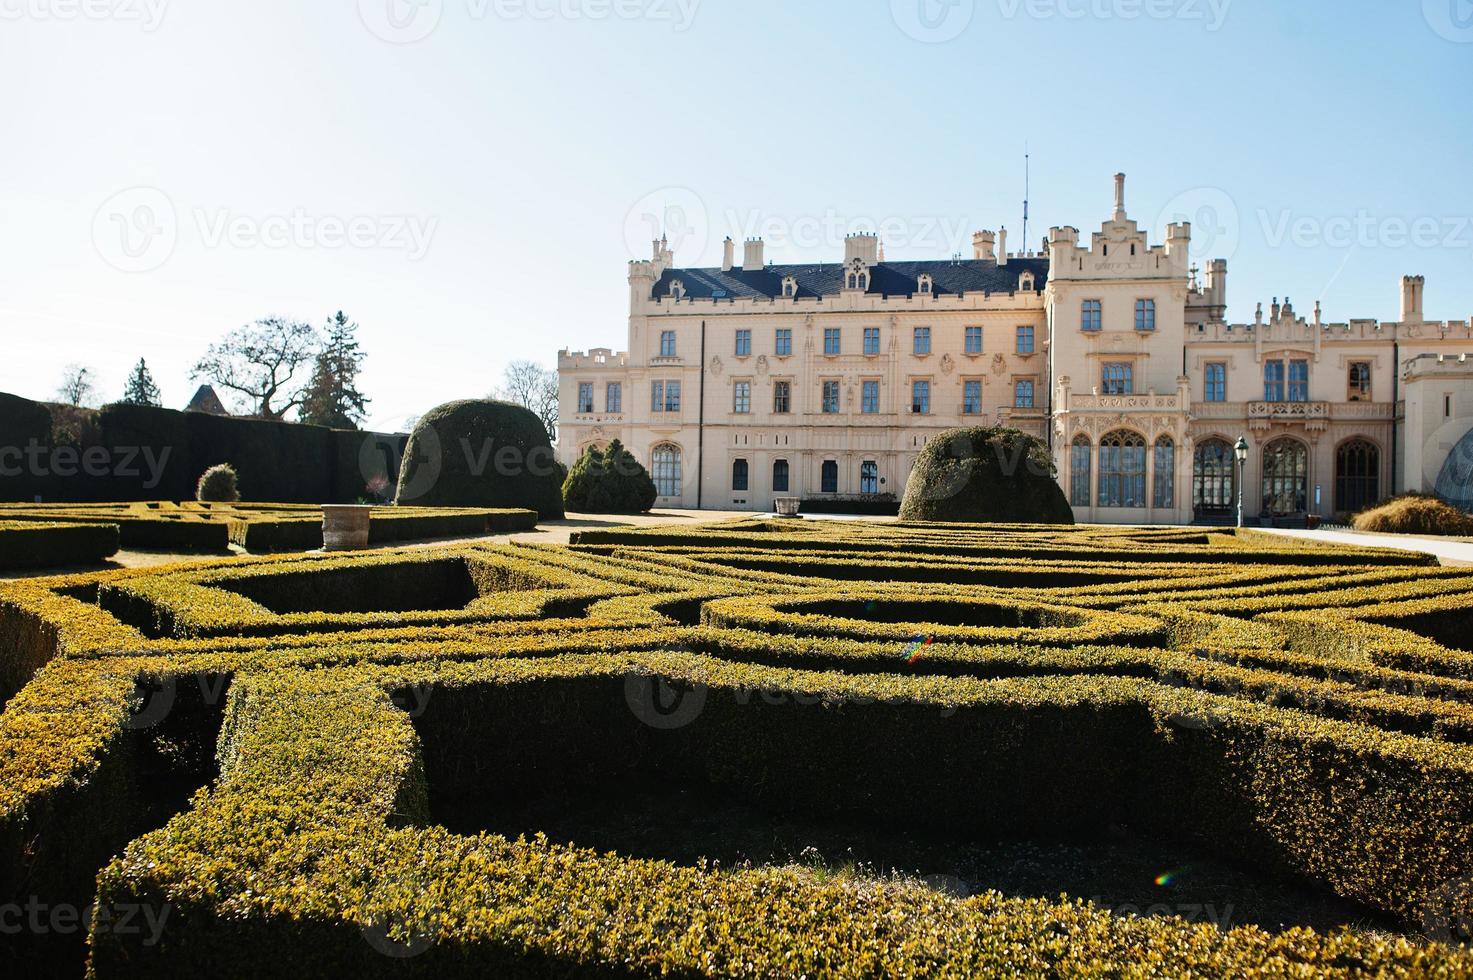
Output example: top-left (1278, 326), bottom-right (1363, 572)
top-left (0, 392), bottom-right (405, 504)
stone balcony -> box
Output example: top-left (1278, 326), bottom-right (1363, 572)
top-left (1064, 390), bottom-right (1184, 413)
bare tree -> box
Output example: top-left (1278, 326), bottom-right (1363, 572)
top-left (192, 317), bottom-right (320, 420)
top-left (493, 361), bottom-right (559, 442)
top-left (55, 364), bottom-right (96, 407)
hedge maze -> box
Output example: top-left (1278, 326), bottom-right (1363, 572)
top-left (6, 519), bottom-right (1473, 975)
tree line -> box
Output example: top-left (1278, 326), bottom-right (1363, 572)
top-left (52, 315), bottom-right (560, 441)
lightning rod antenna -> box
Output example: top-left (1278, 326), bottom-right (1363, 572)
top-left (1021, 144), bottom-right (1030, 256)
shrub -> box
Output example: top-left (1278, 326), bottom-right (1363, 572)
top-left (898, 426), bottom-right (1074, 524)
top-left (195, 464), bottom-right (240, 502)
top-left (0, 521), bottom-right (119, 571)
top-left (561, 439), bottom-right (657, 514)
top-left (395, 400), bottom-right (564, 519)
top-left (1353, 493), bottom-right (1473, 536)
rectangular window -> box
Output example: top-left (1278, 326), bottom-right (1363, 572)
top-left (860, 460), bottom-right (879, 494)
top-left (775, 328), bottom-right (792, 357)
top-left (1263, 361), bottom-right (1285, 402)
top-left (772, 459), bottom-right (789, 493)
top-left (1204, 363), bottom-right (1226, 402)
top-left (863, 326), bottom-right (880, 355)
top-left (1288, 359), bottom-right (1309, 402)
top-left (1016, 325), bottom-right (1035, 354)
top-left (1154, 439), bottom-right (1176, 509)
top-left (965, 325), bottom-right (983, 354)
top-left (664, 381), bottom-right (680, 412)
top-left (1102, 362), bottom-right (1133, 395)
top-left (1348, 361), bottom-right (1371, 401)
top-left (772, 380), bottom-right (791, 414)
top-left (861, 380), bottom-right (879, 414)
top-left (1081, 299), bottom-right (1102, 332)
top-left (659, 330), bottom-right (676, 357)
top-left (605, 382), bottom-right (622, 413)
top-left (913, 327), bottom-right (931, 355)
top-left (822, 380), bottom-right (840, 414)
top-left (1014, 379), bottom-right (1035, 409)
top-left (911, 380), bottom-right (930, 414)
top-left (963, 379), bottom-right (982, 414)
top-left (651, 380), bottom-right (663, 412)
top-left (731, 458), bottom-right (748, 492)
top-left (577, 382), bottom-right (594, 414)
top-left (820, 460), bottom-right (838, 494)
top-left (732, 381), bottom-right (750, 414)
top-left (823, 328), bottom-right (841, 356)
top-left (1135, 299), bottom-right (1156, 331)
top-left (734, 329), bottom-right (751, 357)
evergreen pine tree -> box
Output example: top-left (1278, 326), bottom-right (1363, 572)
top-left (299, 311), bottom-right (370, 428)
top-left (120, 358), bottom-right (163, 407)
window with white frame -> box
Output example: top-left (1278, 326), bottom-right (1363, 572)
top-left (1014, 378), bottom-right (1035, 408)
top-left (1016, 325), bottom-right (1034, 354)
top-left (651, 444), bottom-right (681, 497)
top-left (821, 380), bottom-right (840, 414)
top-left (823, 328), bottom-right (841, 356)
top-left (659, 330), bottom-right (676, 357)
top-left (772, 380), bottom-right (791, 414)
top-left (861, 380), bottom-right (879, 414)
top-left (734, 329), bottom-right (751, 356)
top-left (1081, 299), bottom-right (1102, 332)
top-left (1204, 363), bottom-right (1225, 402)
top-left (965, 325), bottom-right (983, 353)
top-left (1134, 299), bottom-right (1156, 331)
top-left (963, 379), bottom-right (982, 414)
top-left (732, 381), bottom-right (750, 414)
top-left (911, 379), bottom-right (930, 414)
top-left (775, 328), bottom-right (792, 356)
top-left (913, 327), bottom-right (931, 355)
top-left (605, 382), bottom-right (622, 413)
top-left (577, 382), bottom-right (593, 414)
top-left (863, 326), bottom-right (880, 355)
top-left (860, 460), bottom-right (879, 493)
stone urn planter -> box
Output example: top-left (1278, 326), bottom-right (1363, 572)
top-left (773, 496), bottom-right (801, 518)
top-left (322, 504), bottom-right (372, 551)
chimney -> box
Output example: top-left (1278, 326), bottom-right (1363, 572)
top-left (1401, 275), bottom-right (1425, 322)
top-left (843, 232), bottom-right (879, 266)
top-left (1205, 258), bottom-right (1227, 312)
top-left (997, 226), bottom-right (1008, 266)
top-left (1271, 297), bottom-right (1280, 322)
top-left (1112, 172), bottom-right (1127, 220)
top-left (722, 236), bottom-right (735, 272)
top-left (742, 238), bottom-right (765, 272)
top-left (972, 230), bottom-right (996, 261)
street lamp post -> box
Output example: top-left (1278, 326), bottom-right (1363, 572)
top-left (1234, 436), bottom-right (1250, 528)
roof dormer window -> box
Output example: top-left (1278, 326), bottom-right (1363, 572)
top-left (1019, 271), bottom-right (1036, 291)
top-left (782, 275), bottom-right (797, 298)
top-left (917, 273), bottom-right (933, 295)
top-left (669, 279), bottom-right (685, 301)
top-left (845, 259), bottom-right (870, 291)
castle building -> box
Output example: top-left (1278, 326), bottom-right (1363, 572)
top-left (558, 175), bottom-right (1473, 524)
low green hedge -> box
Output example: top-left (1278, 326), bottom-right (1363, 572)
top-left (82, 656), bottom-right (1473, 976)
top-left (0, 520), bottom-right (118, 571)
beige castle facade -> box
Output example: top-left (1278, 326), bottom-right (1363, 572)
top-left (558, 175), bottom-right (1473, 524)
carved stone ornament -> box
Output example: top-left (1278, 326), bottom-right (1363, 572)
top-left (991, 354), bottom-right (1007, 376)
top-left (756, 354), bottom-right (769, 374)
top-left (710, 355), bottom-right (723, 376)
top-left (940, 353), bottom-right (955, 375)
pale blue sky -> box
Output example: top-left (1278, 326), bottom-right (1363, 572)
top-left (1, 0), bottom-right (1469, 431)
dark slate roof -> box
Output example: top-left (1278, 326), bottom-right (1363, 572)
top-left (652, 257), bottom-right (1050, 301)
top-left (184, 384), bottom-right (230, 416)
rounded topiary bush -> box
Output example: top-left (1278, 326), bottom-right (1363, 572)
top-left (562, 439), bottom-right (658, 514)
top-left (899, 426), bottom-right (1073, 524)
top-left (395, 399), bottom-right (565, 519)
top-left (196, 463), bottom-right (240, 502)
top-left (1352, 493), bottom-right (1473, 536)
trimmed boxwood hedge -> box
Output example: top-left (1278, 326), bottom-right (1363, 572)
top-left (0, 520), bottom-right (118, 571)
top-left (4, 521), bottom-right (1473, 973)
